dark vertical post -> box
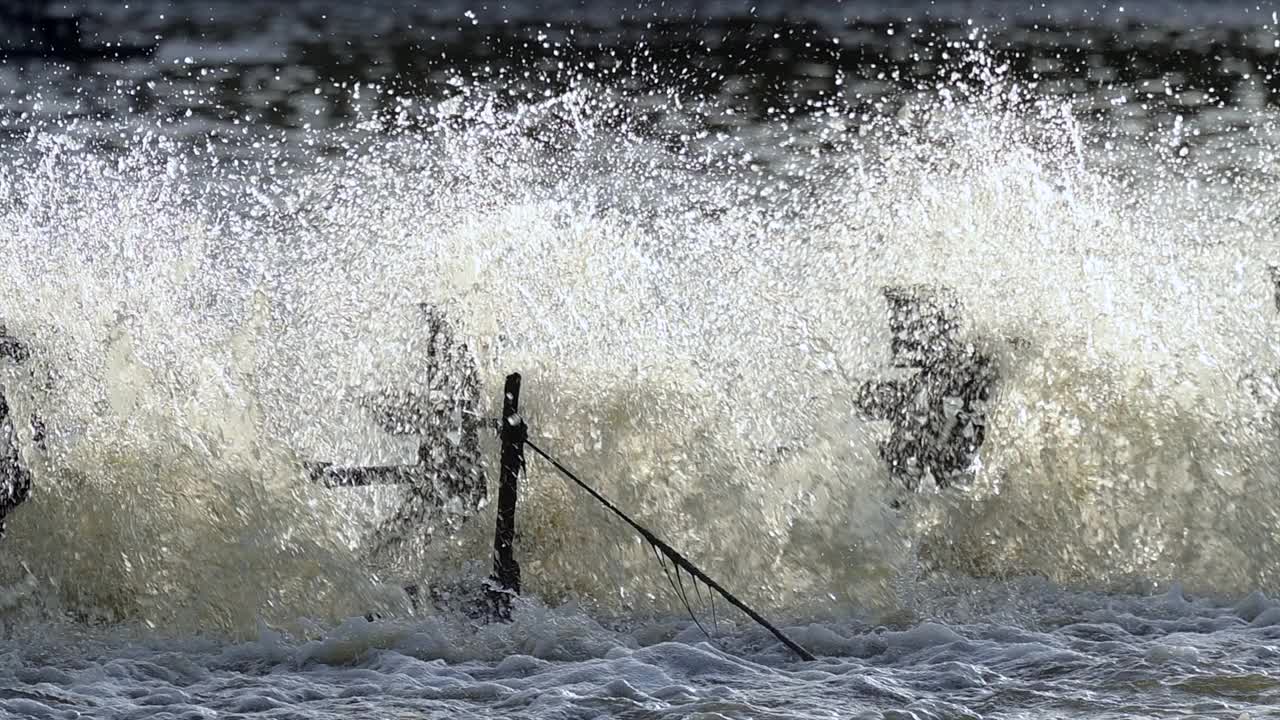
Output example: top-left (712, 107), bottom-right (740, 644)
top-left (489, 372), bottom-right (523, 618)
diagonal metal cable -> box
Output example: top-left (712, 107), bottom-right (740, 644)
top-left (522, 435), bottom-right (816, 661)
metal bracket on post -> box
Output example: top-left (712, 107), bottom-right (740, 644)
top-left (487, 372), bottom-right (524, 619)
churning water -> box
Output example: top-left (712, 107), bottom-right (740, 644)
top-left (0, 1), bottom-right (1279, 717)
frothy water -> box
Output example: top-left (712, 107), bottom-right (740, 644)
top-left (0, 7), bottom-right (1279, 716)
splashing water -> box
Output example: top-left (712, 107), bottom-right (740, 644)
top-left (0, 28), bottom-right (1276, 648)
top-left (0, 6), bottom-right (1279, 715)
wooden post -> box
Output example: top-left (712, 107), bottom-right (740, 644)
top-left (489, 372), bottom-right (524, 617)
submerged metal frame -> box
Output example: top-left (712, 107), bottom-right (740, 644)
top-left (854, 284), bottom-right (999, 492)
top-left (0, 326), bottom-right (34, 536)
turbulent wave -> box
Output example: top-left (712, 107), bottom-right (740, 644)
top-left (0, 50), bottom-right (1278, 634)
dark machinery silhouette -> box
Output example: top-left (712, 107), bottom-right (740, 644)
top-left (855, 285), bottom-right (999, 492)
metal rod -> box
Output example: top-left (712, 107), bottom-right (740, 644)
top-left (489, 372), bottom-right (524, 617)
top-left (305, 463), bottom-right (418, 487)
